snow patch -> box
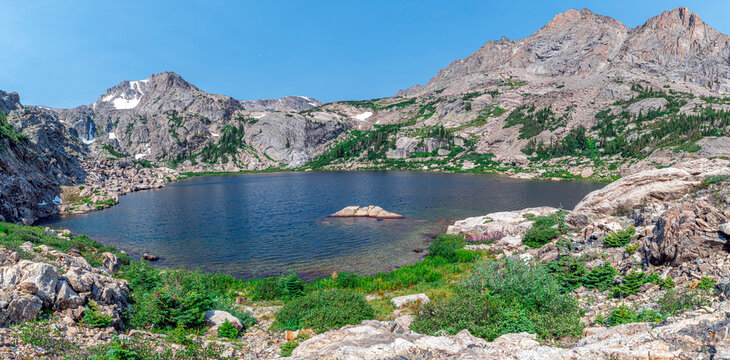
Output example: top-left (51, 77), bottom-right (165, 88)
top-left (80, 137), bottom-right (96, 145)
top-left (135, 144), bottom-right (151, 160)
top-left (113, 97), bottom-right (141, 109)
top-left (108, 132), bottom-right (116, 140)
top-left (355, 112), bottom-right (373, 121)
top-left (38, 201), bottom-right (47, 206)
top-left (211, 133), bottom-right (220, 137)
top-left (52, 196), bottom-right (63, 205)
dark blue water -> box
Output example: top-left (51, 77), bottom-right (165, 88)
top-left (42, 171), bottom-right (603, 279)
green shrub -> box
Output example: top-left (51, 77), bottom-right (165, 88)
top-left (701, 174), bottom-right (730, 188)
top-left (614, 271), bottom-right (646, 297)
top-left (696, 277), bottom-right (716, 291)
top-left (217, 319), bottom-right (239, 339)
top-left (605, 305), bottom-right (635, 326)
top-left (645, 273), bottom-right (675, 289)
top-left (658, 288), bottom-right (710, 316)
top-left (169, 325), bottom-right (193, 345)
top-left (132, 288), bottom-right (211, 330)
top-left (249, 276), bottom-right (284, 300)
top-left (83, 300), bottom-right (113, 328)
top-left (428, 234), bottom-right (467, 262)
top-left (280, 341), bottom-right (299, 357)
top-left (605, 305), bottom-right (662, 326)
top-left (273, 289), bottom-right (374, 332)
top-left (545, 257), bottom-right (587, 291)
top-left (603, 227), bottom-right (635, 247)
top-left (583, 263), bottom-right (618, 291)
top-left (334, 272), bottom-right (362, 289)
top-left (625, 242), bottom-right (640, 254)
top-left (412, 260), bottom-right (583, 341)
top-left (522, 217), bottom-right (559, 248)
top-left (96, 336), bottom-right (142, 360)
top-left (454, 249), bottom-right (477, 263)
top-left (279, 271), bottom-right (305, 299)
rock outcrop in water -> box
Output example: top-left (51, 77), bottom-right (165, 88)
top-left (330, 206), bottom-right (405, 219)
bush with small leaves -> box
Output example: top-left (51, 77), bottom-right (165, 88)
top-left (279, 271), bottom-right (304, 299)
top-left (696, 277), bottom-right (716, 291)
top-left (603, 227), bottom-right (635, 247)
top-left (605, 305), bottom-right (662, 326)
top-left (217, 319), bottom-right (239, 339)
top-left (659, 288), bottom-right (710, 316)
top-left (280, 341), bottom-right (299, 357)
top-left (413, 260), bottom-right (583, 341)
top-left (273, 289), bottom-right (374, 332)
top-left (83, 300), bottom-right (113, 328)
top-left (522, 216), bottom-right (560, 248)
top-left (614, 271), bottom-right (647, 297)
top-left (428, 234), bottom-right (467, 262)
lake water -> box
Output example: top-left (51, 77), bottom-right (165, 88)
top-left (42, 171), bottom-right (604, 279)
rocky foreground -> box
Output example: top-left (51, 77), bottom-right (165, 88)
top-left (288, 158), bottom-right (730, 359)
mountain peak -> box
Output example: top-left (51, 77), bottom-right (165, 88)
top-left (642, 7), bottom-right (705, 32)
top-left (146, 71), bottom-right (198, 91)
top-left (542, 8), bottom-right (596, 31)
top-left (93, 71), bottom-right (198, 111)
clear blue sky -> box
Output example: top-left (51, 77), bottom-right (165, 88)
top-left (2, 0), bottom-right (728, 108)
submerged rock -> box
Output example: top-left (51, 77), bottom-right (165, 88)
top-left (330, 206), bottom-right (404, 219)
top-left (142, 253), bottom-right (160, 261)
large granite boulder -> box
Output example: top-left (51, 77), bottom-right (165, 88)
top-left (569, 161), bottom-right (730, 226)
top-left (643, 200), bottom-right (728, 266)
top-left (447, 207), bottom-right (559, 238)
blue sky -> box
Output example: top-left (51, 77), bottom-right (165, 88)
top-left (2, 1), bottom-right (729, 108)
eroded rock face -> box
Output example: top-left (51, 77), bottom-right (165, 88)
top-left (643, 200), bottom-right (728, 266)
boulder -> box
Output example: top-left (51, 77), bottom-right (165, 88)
top-left (54, 280), bottom-right (85, 310)
top-left (3, 295), bottom-right (42, 325)
top-left (330, 206), bottom-right (404, 219)
top-left (644, 200), bottom-right (728, 266)
top-left (569, 168), bottom-right (698, 225)
top-left (204, 310), bottom-right (244, 332)
top-left (143, 253), bottom-right (160, 261)
top-left (390, 294), bottom-right (430, 308)
top-left (447, 207), bottom-right (559, 238)
top-left (102, 252), bottom-right (122, 273)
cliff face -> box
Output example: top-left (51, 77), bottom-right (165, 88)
top-left (0, 91), bottom-right (87, 224)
